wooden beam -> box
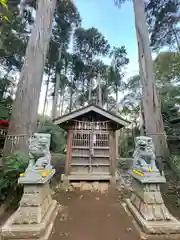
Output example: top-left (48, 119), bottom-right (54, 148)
top-left (116, 130), bottom-right (120, 159)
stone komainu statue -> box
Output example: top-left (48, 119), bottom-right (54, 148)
top-left (27, 133), bottom-right (51, 171)
top-left (133, 136), bottom-right (158, 172)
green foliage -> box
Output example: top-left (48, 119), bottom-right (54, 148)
top-left (171, 155), bottom-right (180, 173)
top-left (119, 127), bottom-right (140, 157)
top-left (155, 52), bottom-right (180, 84)
top-left (38, 119), bottom-right (66, 153)
top-left (146, 0), bottom-right (180, 50)
top-left (0, 151), bottom-right (29, 203)
top-left (0, 75), bottom-right (14, 119)
top-left (0, 96), bottom-right (13, 119)
top-left (117, 158), bottom-right (133, 170)
top-left (0, 0), bottom-right (10, 23)
top-left (44, 1), bottom-right (129, 113)
top-left (115, 0), bottom-right (179, 50)
top-left (108, 46), bottom-right (129, 101)
top-left (121, 51), bottom-right (180, 137)
top-left (0, 0), bottom-right (8, 8)
top-left (74, 27), bottom-right (110, 60)
top-left (154, 52), bottom-right (180, 135)
top-left (120, 75), bottom-right (141, 122)
top-left (0, 6), bottom-right (28, 72)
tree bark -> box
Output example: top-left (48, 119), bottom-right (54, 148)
top-left (172, 28), bottom-right (180, 51)
top-left (57, 91), bottom-right (62, 115)
top-left (115, 86), bottom-right (118, 112)
top-left (42, 67), bottom-right (51, 117)
top-left (52, 44), bottom-right (62, 119)
top-left (139, 100), bottom-right (145, 135)
top-left (3, 0), bottom-right (57, 160)
top-left (133, 0), bottom-right (169, 162)
top-left (69, 81), bottom-right (73, 113)
top-left (97, 73), bottom-right (102, 107)
top-left (60, 87), bottom-right (65, 116)
top-left (88, 78), bottom-right (92, 104)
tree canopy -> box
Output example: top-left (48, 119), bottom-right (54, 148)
top-left (0, 0), bottom-right (179, 158)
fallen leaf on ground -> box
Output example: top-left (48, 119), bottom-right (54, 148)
top-left (60, 232), bottom-right (69, 236)
top-left (140, 235), bottom-right (147, 240)
top-left (126, 227), bottom-right (132, 232)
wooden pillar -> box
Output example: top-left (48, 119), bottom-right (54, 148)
top-left (118, 129), bottom-right (121, 157)
top-left (110, 130), bottom-right (116, 177)
top-left (116, 130), bottom-right (120, 159)
top-left (65, 129), bottom-right (73, 176)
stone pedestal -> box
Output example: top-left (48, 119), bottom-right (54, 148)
top-left (1, 171), bottom-right (57, 240)
top-left (126, 170), bottom-right (180, 236)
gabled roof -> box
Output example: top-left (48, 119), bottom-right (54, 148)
top-left (53, 104), bottom-right (130, 130)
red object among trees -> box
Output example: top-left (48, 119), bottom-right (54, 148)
top-left (0, 120), bottom-right (9, 129)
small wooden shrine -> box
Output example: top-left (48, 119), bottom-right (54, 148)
top-left (54, 104), bottom-right (129, 181)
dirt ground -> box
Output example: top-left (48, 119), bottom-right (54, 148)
top-left (1, 155), bottom-right (180, 240)
top-left (49, 186), bottom-right (141, 240)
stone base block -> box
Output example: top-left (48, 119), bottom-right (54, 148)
top-left (13, 182), bottom-right (53, 224)
top-left (141, 234), bottom-right (180, 240)
top-left (130, 177), bottom-right (172, 221)
top-left (126, 199), bottom-right (180, 235)
top-left (1, 200), bottom-right (58, 240)
top-left (123, 203), bottom-right (180, 240)
top-left (130, 192), bottom-right (171, 221)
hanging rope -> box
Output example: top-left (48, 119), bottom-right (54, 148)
top-left (6, 134), bottom-right (30, 146)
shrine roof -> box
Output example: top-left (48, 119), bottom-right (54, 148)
top-left (53, 104), bottom-right (131, 130)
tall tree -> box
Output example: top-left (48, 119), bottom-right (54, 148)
top-left (121, 51), bottom-right (180, 151)
top-left (155, 51), bottom-right (180, 84)
top-left (73, 27), bottom-right (110, 103)
top-left (146, 0), bottom-right (180, 50)
top-left (115, 0), bottom-right (169, 163)
top-left (3, 0), bottom-right (57, 159)
top-left (109, 46), bottom-right (129, 110)
top-left (51, 0), bottom-right (81, 119)
top-left (121, 75), bottom-right (141, 119)
top-left (43, 39), bottom-right (59, 117)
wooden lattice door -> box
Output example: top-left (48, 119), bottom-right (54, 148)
top-left (71, 121), bottom-right (111, 177)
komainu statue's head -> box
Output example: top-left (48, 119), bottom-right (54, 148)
top-left (135, 136), bottom-right (154, 151)
top-left (29, 133), bottom-right (51, 159)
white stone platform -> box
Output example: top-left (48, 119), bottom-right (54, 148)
top-left (125, 171), bottom-right (180, 236)
top-left (1, 176), bottom-right (57, 240)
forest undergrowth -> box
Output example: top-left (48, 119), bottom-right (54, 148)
top-left (162, 161), bottom-right (180, 219)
